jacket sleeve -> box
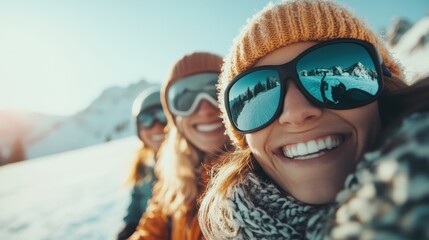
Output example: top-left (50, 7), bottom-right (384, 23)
top-left (118, 177), bottom-right (155, 240)
top-left (123, 185), bottom-right (144, 226)
top-left (116, 185), bottom-right (143, 240)
top-left (128, 196), bottom-right (171, 240)
top-left (117, 222), bottom-right (139, 240)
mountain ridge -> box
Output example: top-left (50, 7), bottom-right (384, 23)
top-left (0, 79), bottom-right (152, 164)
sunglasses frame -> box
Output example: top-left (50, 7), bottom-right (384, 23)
top-left (169, 93), bottom-right (218, 117)
top-left (225, 38), bottom-right (387, 134)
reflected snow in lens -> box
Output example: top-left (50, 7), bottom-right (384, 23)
top-left (236, 86), bottom-right (280, 131)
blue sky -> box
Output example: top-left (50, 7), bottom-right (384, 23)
top-left (0, 0), bottom-right (428, 116)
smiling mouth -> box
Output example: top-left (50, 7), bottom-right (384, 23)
top-left (195, 122), bottom-right (224, 132)
top-left (281, 135), bottom-right (345, 160)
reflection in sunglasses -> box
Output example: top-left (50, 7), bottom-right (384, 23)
top-left (226, 39), bottom-right (383, 133)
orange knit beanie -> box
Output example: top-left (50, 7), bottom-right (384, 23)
top-left (218, 0), bottom-right (405, 148)
top-left (161, 52), bottom-right (223, 125)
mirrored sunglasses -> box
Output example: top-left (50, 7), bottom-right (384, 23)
top-left (225, 38), bottom-right (390, 133)
top-left (167, 72), bottom-right (219, 116)
top-left (137, 106), bottom-right (167, 129)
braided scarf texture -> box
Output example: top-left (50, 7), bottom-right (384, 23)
top-left (228, 172), bottom-right (329, 239)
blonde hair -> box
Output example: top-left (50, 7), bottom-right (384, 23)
top-left (198, 148), bottom-right (254, 239)
top-left (153, 125), bottom-right (202, 216)
top-left (127, 144), bottom-right (155, 185)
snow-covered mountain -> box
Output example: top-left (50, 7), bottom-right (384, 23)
top-left (0, 137), bottom-right (140, 240)
top-left (387, 14), bottom-right (429, 83)
top-left (346, 62), bottom-right (376, 79)
top-left (0, 80), bottom-right (152, 164)
top-left (301, 62), bottom-right (377, 80)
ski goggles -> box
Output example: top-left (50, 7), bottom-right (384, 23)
top-left (137, 105), bottom-right (167, 129)
top-left (224, 38), bottom-right (391, 133)
top-left (167, 72), bottom-right (219, 116)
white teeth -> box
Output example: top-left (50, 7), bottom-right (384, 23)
top-left (317, 139), bottom-right (326, 149)
top-left (196, 122), bottom-right (223, 132)
top-left (282, 135), bottom-right (343, 160)
top-left (151, 134), bottom-right (165, 141)
top-left (326, 136), bottom-right (333, 149)
top-left (295, 152), bottom-right (324, 160)
top-left (297, 143), bottom-right (307, 156)
top-left (307, 140), bottom-right (318, 153)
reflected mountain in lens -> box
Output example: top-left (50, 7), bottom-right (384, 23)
top-left (300, 61), bottom-right (377, 80)
top-left (300, 61), bottom-right (379, 105)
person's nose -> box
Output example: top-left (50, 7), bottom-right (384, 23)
top-left (151, 121), bottom-right (166, 131)
top-left (278, 82), bottom-right (323, 127)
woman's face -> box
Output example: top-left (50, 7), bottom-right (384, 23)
top-left (177, 100), bottom-right (228, 154)
top-left (246, 41), bottom-right (382, 204)
top-left (139, 121), bottom-right (165, 153)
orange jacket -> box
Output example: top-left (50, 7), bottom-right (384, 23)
top-left (129, 163), bottom-right (212, 240)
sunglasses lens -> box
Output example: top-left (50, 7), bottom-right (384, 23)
top-left (168, 73), bottom-right (219, 115)
top-left (174, 91), bottom-right (197, 112)
top-left (228, 70), bottom-right (281, 132)
top-left (138, 107), bottom-right (167, 129)
top-left (297, 42), bottom-right (380, 109)
top-left (154, 108), bottom-right (167, 125)
top-left (138, 113), bottom-right (154, 128)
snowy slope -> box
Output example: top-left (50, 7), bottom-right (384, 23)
top-left (237, 87), bottom-right (280, 130)
top-left (0, 137), bottom-right (141, 240)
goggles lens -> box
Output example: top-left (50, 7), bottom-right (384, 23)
top-left (225, 39), bottom-right (383, 133)
top-left (137, 106), bottom-right (167, 129)
top-left (167, 73), bottom-right (219, 116)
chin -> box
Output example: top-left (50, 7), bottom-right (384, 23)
top-left (289, 184), bottom-right (342, 205)
top-left (196, 146), bottom-right (219, 154)
top-left (297, 194), bottom-right (336, 205)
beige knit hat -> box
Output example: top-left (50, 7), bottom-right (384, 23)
top-left (161, 52), bottom-right (223, 125)
top-left (218, 0), bottom-right (405, 148)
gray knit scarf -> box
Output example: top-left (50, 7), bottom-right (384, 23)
top-left (228, 171), bottom-right (331, 239)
